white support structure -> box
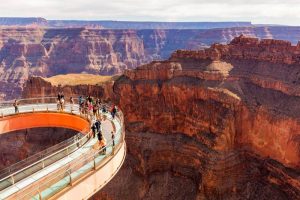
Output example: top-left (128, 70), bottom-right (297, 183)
top-left (56, 142), bottom-right (126, 200)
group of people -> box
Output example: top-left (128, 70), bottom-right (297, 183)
top-left (77, 94), bottom-right (118, 154)
top-left (78, 96), bottom-right (118, 120)
top-left (13, 92), bottom-right (118, 153)
top-left (78, 95), bottom-right (101, 118)
top-left (56, 93), bottom-right (118, 120)
top-left (91, 118), bottom-right (108, 154)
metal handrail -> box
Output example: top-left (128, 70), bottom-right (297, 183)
top-left (0, 132), bottom-right (84, 180)
top-left (18, 111), bottom-right (125, 200)
top-left (0, 97), bottom-right (92, 191)
top-left (0, 97), bottom-right (123, 200)
top-left (0, 97), bottom-right (57, 106)
top-left (0, 132), bottom-right (90, 183)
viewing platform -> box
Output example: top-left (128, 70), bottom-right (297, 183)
top-left (0, 97), bottom-right (126, 199)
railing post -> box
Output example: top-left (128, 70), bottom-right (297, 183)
top-left (11, 175), bottom-right (15, 185)
top-left (93, 155), bottom-right (96, 170)
top-left (38, 190), bottom-right (42, 200)
top-left (68, 170), bottom-right (72, 186)
top-left (1, 113), bottom-right (3, 118)
top-left (32, 107), bottom-right (35, 112)
top-left (47, 106), bottom-right (48, 112)
top-left (76, 136), bottom-right (80, 148)
top-left (42, 160), bottom-right (45, 169)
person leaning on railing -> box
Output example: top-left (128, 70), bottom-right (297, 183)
top-left (70, 97), bottom-right (74, 111)
top-left (60, 92), bottom-right (65, 111)
top-left (13, 99), bottom-right (19, 113)
top-left (79, 96), bottom-right (84, 113)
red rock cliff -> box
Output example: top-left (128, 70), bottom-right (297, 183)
top-left (23, 36), bottom-right (300, 200)
top-left (2, 26), bottom-right (300, 101)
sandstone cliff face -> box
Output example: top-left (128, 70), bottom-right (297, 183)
top-left (2, 26), bottom-right (300, 100)
top-left (22, 76), bottom-right (115, 102)
top-left (23, 36), bottom-right (300, 200)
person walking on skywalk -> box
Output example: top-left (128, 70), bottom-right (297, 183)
top-left (13, 99), bottom-right (19, 113)
top-left (95, 119), bottom-right (101, 134)
top-left (91, 122), bottom-right (97, 138)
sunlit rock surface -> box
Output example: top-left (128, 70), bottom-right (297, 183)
top-left (2, 26), bottom-right (300, 100)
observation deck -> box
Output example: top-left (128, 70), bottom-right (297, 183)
top-left (0, 97), bottom-right (126, 199)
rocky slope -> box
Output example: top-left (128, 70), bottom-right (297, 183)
top-left (2, 26), bottom-right (300, 100)
top-left (23, 36), bottom-right (300, 199)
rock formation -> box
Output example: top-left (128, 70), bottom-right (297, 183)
top-left (23, 36), bottom-right (300, 199)
top-left (2, 27), bottom-right (300, 100)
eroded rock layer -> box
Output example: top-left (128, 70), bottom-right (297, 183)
top-left (2, 26), bottom-right (300, 100)
top-left (23, 36), bottom-right (300, 199)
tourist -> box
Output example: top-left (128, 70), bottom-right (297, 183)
top-left (60, 98), bottom-right (64, 111)
top-left (95, 98), bottom-right (100, 117)
top-left (57, 92), bottom-right (61, 111)
top-left (102, 105), bottom-right (107, 113)
top-left (61, 92), bottom-right (65, 100)
top-left (88, 101), bottom-right (93, 119)
top-left (57, 98), bottom-right (60, 111)
top-left (91, 122), bottom-right (97, 138)
top-left (57, 92), bottom-right (61, 101)
top-left (70, 97), bottom-right (74, 111)
top-left (88, 95), bottom-right (92, 103)
top-left (111, 105), bottom-right (117, 119)
top-left (79, 96), bottom-right (84, 113)
top-left (111, 131), bottom-right (115, 147)
top-left (93, 102), bottom-right (98, 116)
top-left (95, 118), bottom-right (101, 134)
top-left (60, 92), bottom-right (65, 111)
top-left (13, 99), bottom-right (19, 113)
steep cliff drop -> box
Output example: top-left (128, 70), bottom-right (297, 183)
top-left (23, 36), bottom-right (300, 200)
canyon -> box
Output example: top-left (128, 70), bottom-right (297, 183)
top-left (23, 36), bottom-right (300, 199)
top-left (1, 26), bottom-right (300, 100)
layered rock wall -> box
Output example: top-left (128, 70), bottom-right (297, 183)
top-left (2, 27), bottom-right (300, 100)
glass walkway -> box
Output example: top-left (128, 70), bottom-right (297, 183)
top-left (0, 97), bottom-right (126, 200)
